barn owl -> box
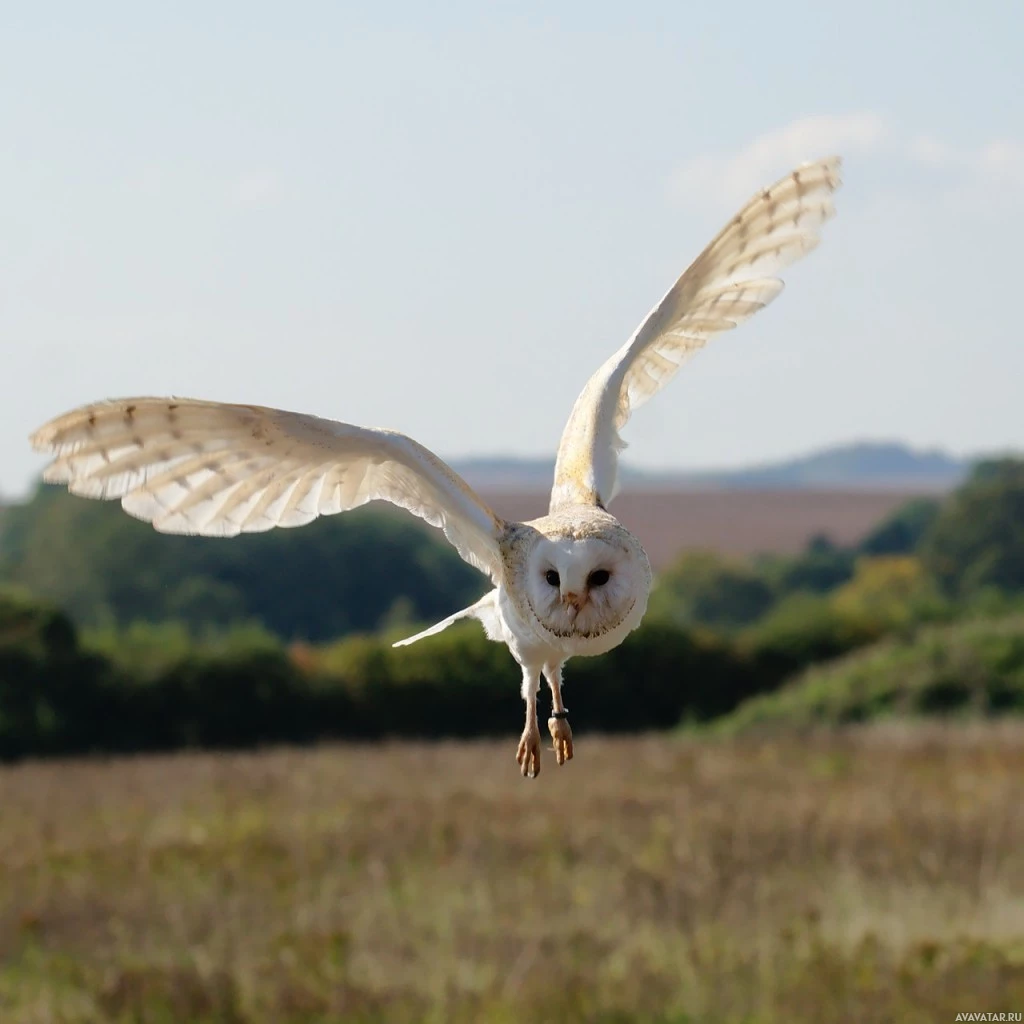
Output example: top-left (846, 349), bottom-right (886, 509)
top-left (30, 157), bottom-right (841, 777)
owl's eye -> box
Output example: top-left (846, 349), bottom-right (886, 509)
top-left (588, 569), bottom-right (611, 587)
top-left (544, 569), bottom-right (560, 587)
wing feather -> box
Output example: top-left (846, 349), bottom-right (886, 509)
top-left (31, 398), bottom-right (504, 579)
top-left (550, 156), bottom-right (841, 510)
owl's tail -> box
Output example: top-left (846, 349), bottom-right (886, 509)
top-left (392, 589), bottom-right (503, 648)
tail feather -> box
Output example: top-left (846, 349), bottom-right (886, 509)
top-left (392, 590), bottom-right (502, 648)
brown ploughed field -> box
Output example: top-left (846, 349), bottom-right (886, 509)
top-left (482, 488), bottom-right (927, 569)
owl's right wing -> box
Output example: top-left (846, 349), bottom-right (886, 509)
top-left (550, 156), bottom-right (841, 511)
top-left (30, 397), bottom-right (505, 581)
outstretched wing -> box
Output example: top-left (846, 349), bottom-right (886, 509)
top-left (550, 156), bottom-right (842, 511)
top-left (30, 398), bottom-right (504, 580)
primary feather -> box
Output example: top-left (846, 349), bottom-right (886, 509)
top-left (30, 398), bottom-right (504, 580)
top-left (550, 156), bottom-right (842, 511)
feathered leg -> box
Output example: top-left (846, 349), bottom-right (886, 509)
top-left (516, 665), bottom-right (542, 779)
top-left (544, 660), bottom-right (573, 766)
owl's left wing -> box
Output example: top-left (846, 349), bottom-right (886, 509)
top-left (550, 156), bottom-right (841, 511)
top-left (31, 397), bottom-right (504, 580)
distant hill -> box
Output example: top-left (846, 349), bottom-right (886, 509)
top-left (678, 442), bottom-right (970, 491)
top-left (454, 442), bottom-right (973, 492)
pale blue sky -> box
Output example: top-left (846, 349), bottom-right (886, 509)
top-left (3, 1), bottom-right (1023, 497)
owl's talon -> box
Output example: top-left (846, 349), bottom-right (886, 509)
top-left (516, 727), bottom-right (542, 778)
top-left (548, 716), bottom-right (573, 766)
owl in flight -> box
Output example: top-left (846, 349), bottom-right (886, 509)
top-left (31, 157), bottom-right (840, 777)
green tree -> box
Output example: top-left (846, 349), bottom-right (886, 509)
top-left (648, 550), bottom-right (776, 630)
top-left (0, 589), bottom-right (119, 759)
top-left (921, 459), bottom-right (1024, 598)
top-left (0, 485), bottom-right (485, 641)
top-left (831, 555), bottom-right (944, 626)
top-left (766, 533), bottom-right (856, 595)
top-left (858, 497), bottom-right (941, 555)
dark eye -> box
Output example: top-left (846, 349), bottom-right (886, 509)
top-left (588, 569), bottom-right (611, 587)
top-left (545, 569), bottom-right (560, 587)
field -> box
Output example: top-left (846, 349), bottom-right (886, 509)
top-left (482, 489), bottom-right (928, 569)
top-left (2, 727), bottom-right (1024, 1023)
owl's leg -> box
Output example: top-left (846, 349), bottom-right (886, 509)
top-left (544, 661), bottom-right (573, 766)
top-left (516, 665), bottom-right (542, 779)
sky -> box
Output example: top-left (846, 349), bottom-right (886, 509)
top-left (2, 1), bottom-right (1023, 498)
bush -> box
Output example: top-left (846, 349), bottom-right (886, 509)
top-left (739, 591), bottom-right (886, 682)
top-left (830, 555), bottom-right (948, 627)
top-left (714, 615), bottom-right (1024, 735)
top-left (647, 551), bottom-right (776, 630)
top-left (2, 589), bottom-right (795, 759)
top-left (0, 589), bottom-right (122, 759)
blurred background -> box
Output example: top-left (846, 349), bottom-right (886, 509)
top-left (2, 2), bottom-right (1024, 1021)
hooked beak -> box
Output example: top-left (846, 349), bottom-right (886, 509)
top-left (561, 590), bottom-right (585, 620)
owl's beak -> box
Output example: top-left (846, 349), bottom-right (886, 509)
top-left (561, 591), bottom-right (585, 619)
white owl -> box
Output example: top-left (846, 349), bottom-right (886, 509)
top-left (30, 157), bottom-right (840, 777)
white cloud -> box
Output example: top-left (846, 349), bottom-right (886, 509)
top-left (233, 172), bottom-right (278, 204)
top-left (670, 118), bottom-right (1024, 214)
top-left (975, 140), bottom-right (1024, 187)
top-left (906, 136), bottom-right (1024, 191)
top-left (671, 113), bottom-right (886, 207)
top-left (906, 135), bottom-right (952, 166)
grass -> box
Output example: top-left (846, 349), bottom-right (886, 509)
top-left (2, 726), bottom-right (1024, 1022)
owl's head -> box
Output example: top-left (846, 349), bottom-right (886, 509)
top-left (523, 528), bottom-right (650, 641)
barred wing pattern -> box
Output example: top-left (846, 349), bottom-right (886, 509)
top-left (550, 156), bottom-right (842, 511)
top-left (30, 398), bottom-right (504, 580)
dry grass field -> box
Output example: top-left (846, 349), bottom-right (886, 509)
top-left (2, 726), bottom-right (1024, 1023)
top-left (482, 489), bottom-right (929, 569)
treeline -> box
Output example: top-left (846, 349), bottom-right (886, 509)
top-left (6, 460), bottom-right (1020, 644)
top-left (0, 485), bottom-right (484, 640)
top-left (3, 458), bottom-right (1024, 758)
top-left (0, 590), bottom-right (850, 761)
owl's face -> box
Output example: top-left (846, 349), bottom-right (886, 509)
top-left (523, 533), bottom-right (648, 641)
